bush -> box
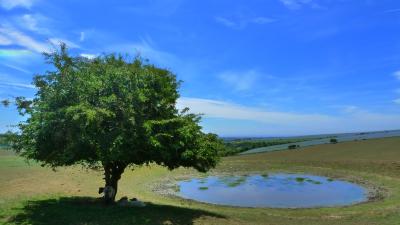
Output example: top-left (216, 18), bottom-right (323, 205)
top-left (288, 145), bottom-right (300, 150)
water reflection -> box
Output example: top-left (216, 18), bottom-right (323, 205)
top-left (178, 174), bottom-right (367, 208)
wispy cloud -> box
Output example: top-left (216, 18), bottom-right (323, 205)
top-left (0, 34), bottom-right (12, 45)
top-left (0, 63), bottom-right (31, 74)
top-left (79, 32), bottom-right (85, 42)
top-left (116, 0), bottom-right (183, 17)
top-left (215, 17), bottom-right (236, 28)
top-left (178, 97), bottom-right (333, 124)
top-left (0, 0), bottom-right (35, 10)
top-left (1, 12), bottom-right (79, 55)
top-left (218, 70), bottom-right (271, 91)
top-left (0, 82), bottom-right (35, 89)
top-left (80, 53), bottom-right (96, 59)
top-left (394, 71), bottom-right (400, 80)
top-left (16, 14), bottom-right (50, 35)
top-left (394, 98), bottom-right (400, 105)
top-left (383, 8), bottom-right (400, 14)
top-left (215, 16), bottom-right (275, 29)
top-left (341, 105), bottom-right (360, 114)
top-left (0, 25), bottom-right (51, 53)
top-left (0, 49), bottom-right (33, 58)
top-left (49, 38), bottom-right (80, 48)
top-left (110, 39), bottom-right (179, 66)
top-left (177, 97), bottom-right (400, 135)
top-left (279, 0), bottom-right (318, 10)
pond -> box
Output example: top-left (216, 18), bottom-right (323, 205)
top-left (177, 174), bottom-right (367, 208)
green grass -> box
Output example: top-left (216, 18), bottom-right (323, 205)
top-left (1, 137), bottom-right (400, 224)
top-left (221, 137), bottom-right (323, 156)
top-left (4, 197), bottom-right (224, 225)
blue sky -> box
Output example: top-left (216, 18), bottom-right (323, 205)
top-left (1, 0), bottom-right (400, 136)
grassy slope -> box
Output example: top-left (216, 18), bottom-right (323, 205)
top-left (1, 137), bottom-right (400, 225)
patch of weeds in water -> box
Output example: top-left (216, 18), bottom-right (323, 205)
top-left (327, 178), bottom-right (334, 182)
top-left (199, 186), bottom-right (209, 190)
top-left (310, 181), bottom-right (322, 185)
top-left (303, 178), bottom-right (322, 185)
top-left (227, 176), bottom-right (247, 187)
top-left (261, 173), bottom-right (269, 178)
top-left (198, 179), bottom-right (206, 184)
top-left (172, 185), bottom-right (180, 192)
top-left (219, 176), bottom-right (248, 188)
top-left (295, 177), bottom-right (306, 182)
top-left (294, 177), bottom-right (322, 184)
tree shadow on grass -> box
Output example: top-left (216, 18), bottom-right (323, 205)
top-left (8, 197), bottom-right (225, 225)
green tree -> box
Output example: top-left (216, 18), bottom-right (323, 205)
top-left (6, 44), bottom-right (222, 203)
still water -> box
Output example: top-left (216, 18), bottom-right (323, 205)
top-left (177, 174), bottom-right (367, 208)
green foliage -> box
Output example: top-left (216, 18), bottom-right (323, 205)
top-left (9, 44), bottom-right (222, 176)
top-left (288, 144), bottom-right (300, 150)
top-left (0, 134), bottom-right (8, 145)
top-left (330, 138), bottom-right (338, 144)
top-left (1, 99), bottom-right (10, 107)
top-left (220, 138), bottom-right (311, 156)
top-left (0, 132), bottom-right (12, 149)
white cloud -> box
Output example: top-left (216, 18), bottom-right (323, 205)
top-left (177, 97), bottom-right (400, 136)
top-left (0, 63), bottom-right (31, 74)
top-left (111, 40), bottom-right (178, 66)
top-left (342, 105), bottom-right (359, 114)
top-left (394, 71), bottom-right (400, 80)
top-left (16, 14), bottom-right (50, 34)
top-left (218, 70), bottom-right (261, 91)
top-left (394, 99), bottom-right (400, 105)
top-left (279, 0), bottom-right (316, 10)
top-left (215, 17), bottom-right (237, 28)
top-left (132, 42), bottom-right (176, 65)
top-left (0, 82), bottom-right (35, 89)
top-left (0, 34), bottom-right (12, 45)
top-left (49, 38), bottom-right (80, 48)
top-left (0, 0), bottom-right (34, 10)
top-left (0, 49), bottom-right (35, 59)
top-left (251, 17), bottom-right (276, 25)
top-left (116, 0), bottom-right (183, 17)
top-left (79, 32), bottom-right (85, 42)
top-left (383, 8), bottom-right (400, 14)
top-left (0, 25), bottom-right (51, 53)
top-left (215, 16), bottom-right (275, 29)
top-left (177, 97), bottom-right (335, 125)
top-left (80, 53), bottom-right (96, 59)
top-left (20, 14), bottom-right (39, 31)
top-left (1, 17), bottom-right (78, 54)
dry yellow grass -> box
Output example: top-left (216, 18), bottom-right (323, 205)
top-left (1, 137), bottom-right (400, 225)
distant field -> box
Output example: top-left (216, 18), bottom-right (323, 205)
top-left (221, 137), bottom-right (321, 156)
top-left (240, 129), bottom-right (400, 154)
top-left (1, 137), bottom-right (400, 225)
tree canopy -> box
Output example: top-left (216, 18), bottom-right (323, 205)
top-left (8, 44), bottom-right (222, 202)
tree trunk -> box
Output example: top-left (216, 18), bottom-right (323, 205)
top-left (102, 163), bottom-right (126, 204)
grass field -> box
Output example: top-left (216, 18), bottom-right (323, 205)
top-left (1, 137), bottom-right (400, 225)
